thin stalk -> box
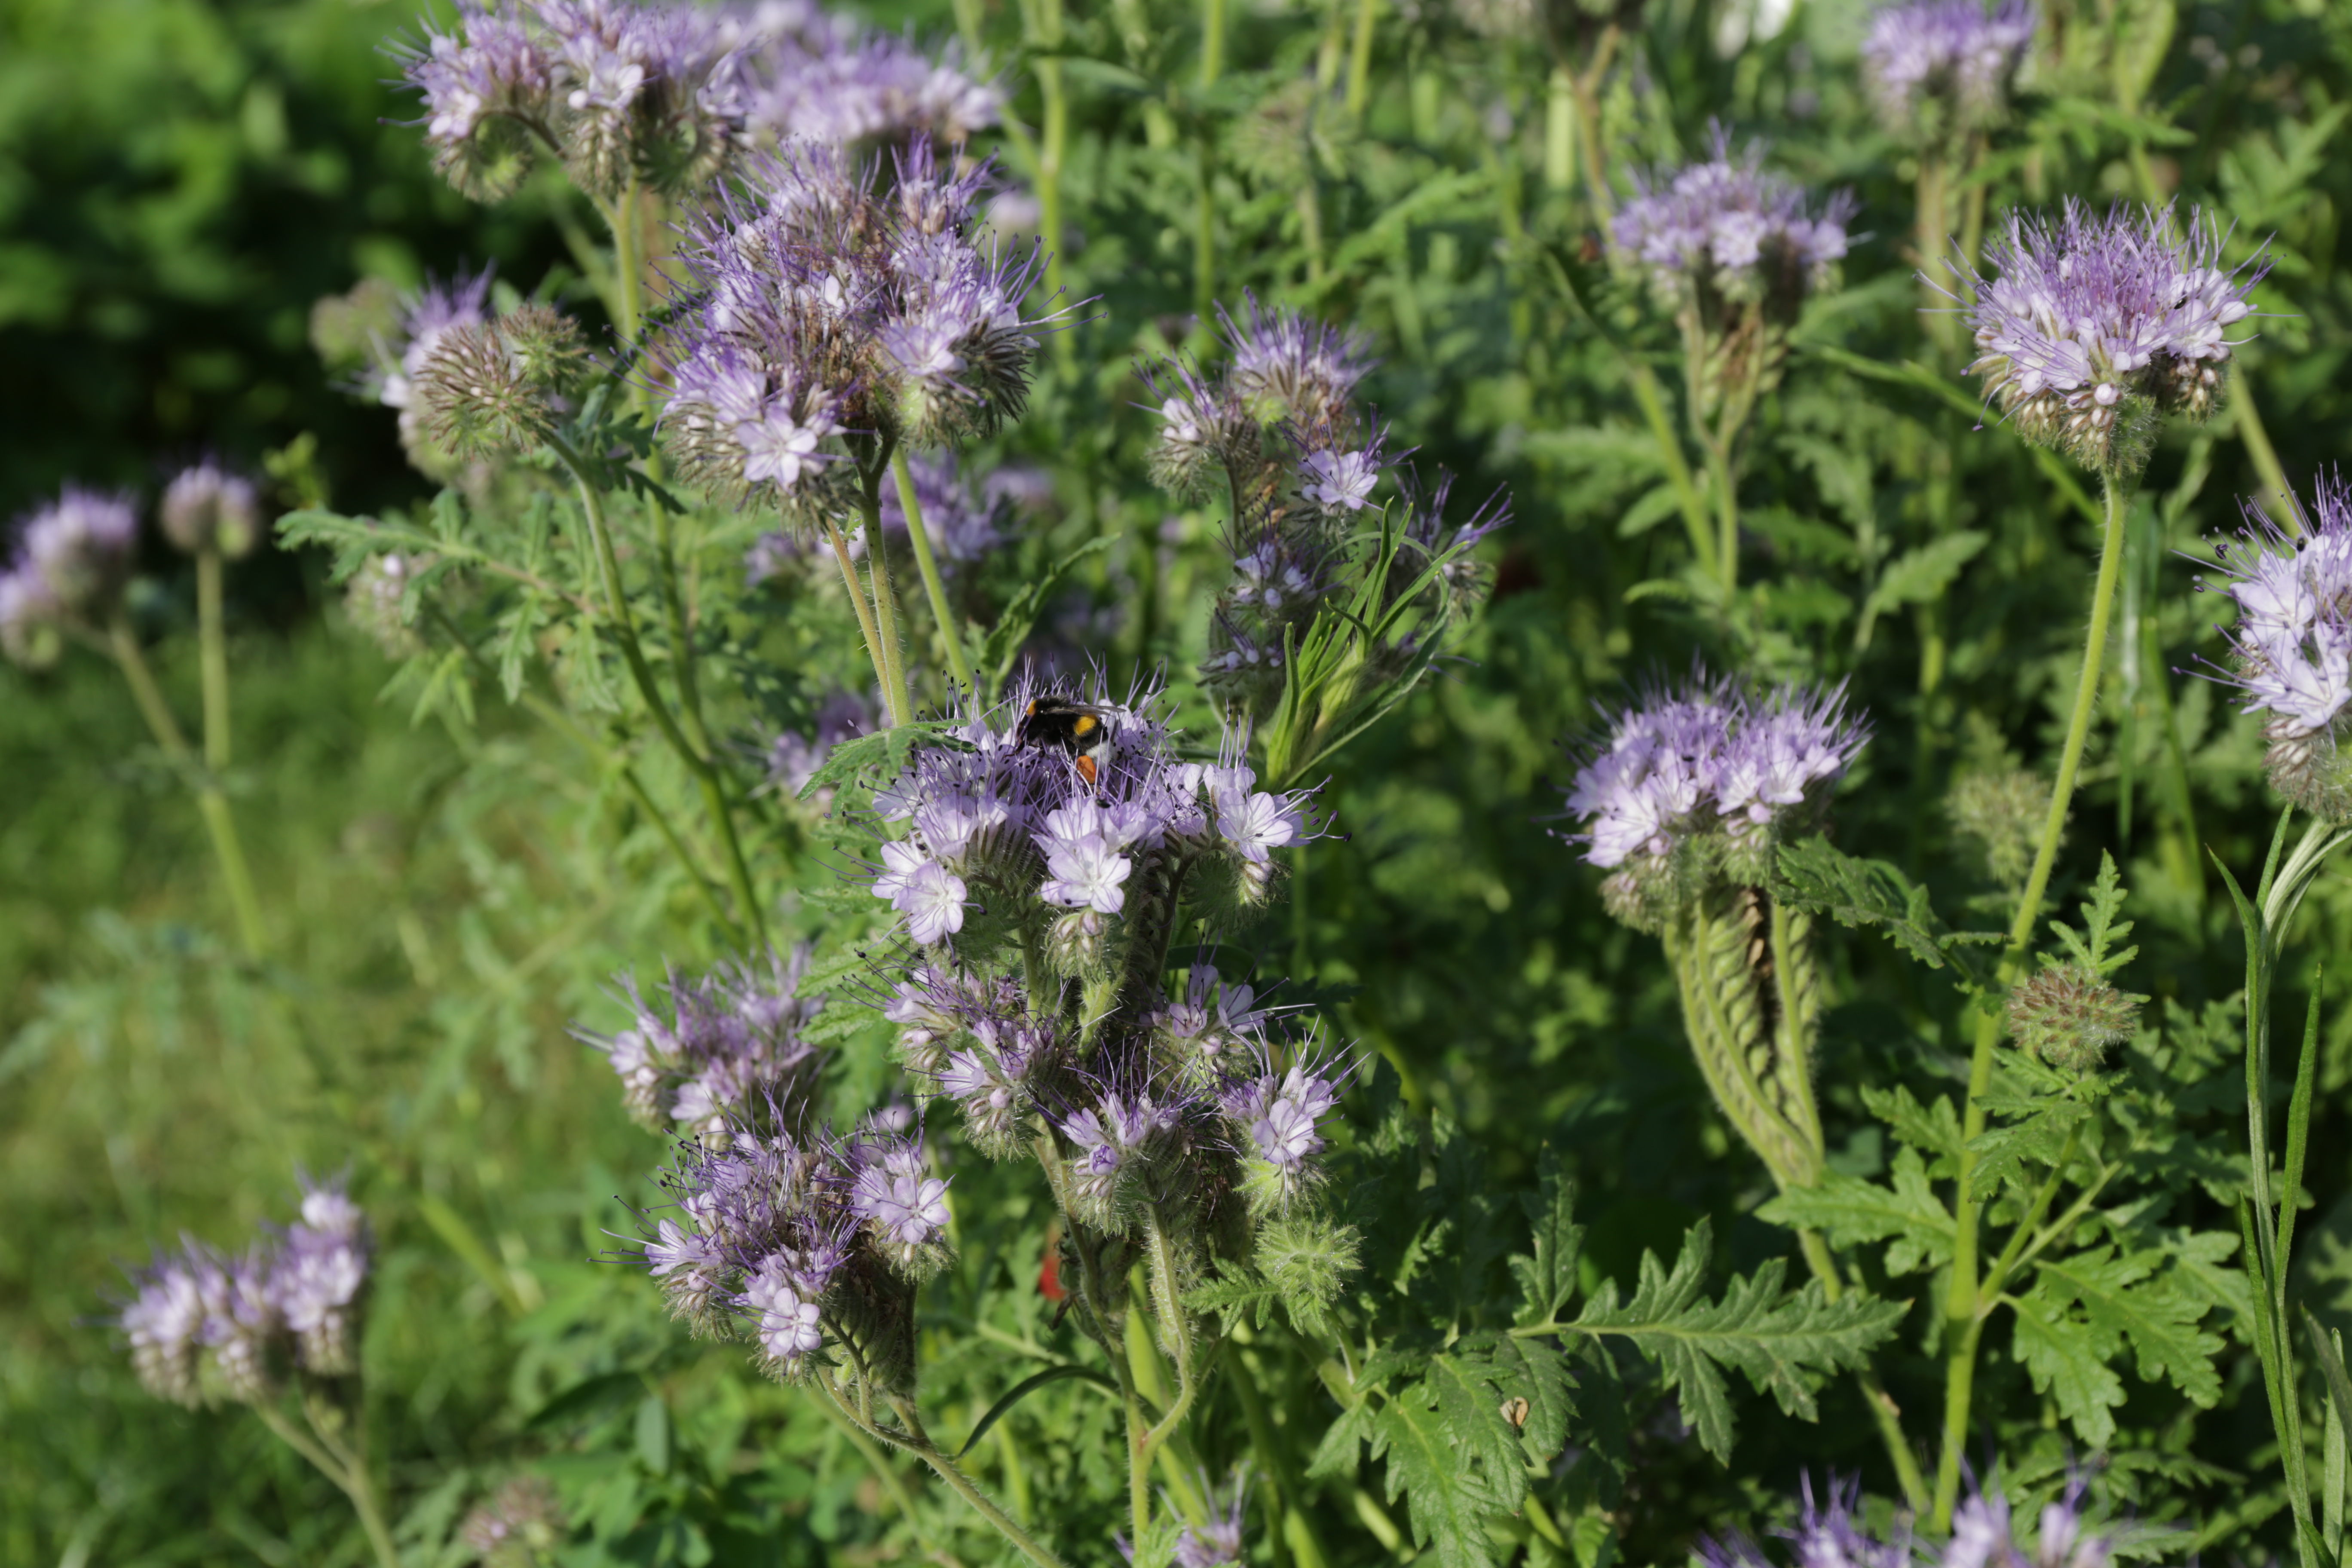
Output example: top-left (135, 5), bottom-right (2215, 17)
top-left (1956, 136), bottom-right (1990, 276)
top-left (856, 459), bottom-right (916, 726)
top-left (1194, 141), bottom-right (1217, 329)
top-left (1918, 153), bottom-right (1956, 355)
top-left (108, 616), bottom-right (267, 958)
top-left (1625, 359), bottom-right (1715, 577)
top-left (1795, 1229), bottom-right (1930, 1512)
top-left (197, 549), bottom-right (230, 773)
top-left (893, 448), bottom-right (977, 695)
top-left (2234, 387), bottom-right (2299, 530)
top-left (1200, 0), bottom-right (1226, 86)
top-left (1038, 56), bottom-right (1069, 309)
top-left (1544, 65), bottom-right (1575, 191)
top-left (547, 435), bottom-right (768, 946)
top-left (1344, 0), bottom-right (1380, 121)
top-left (824, 1380), bottom-right (1068, 1568)
top-left (1706, 439), bottom-right (1741, 594)
top-left (1932, 473), bottom-right (2131, 1526)
top-left (605, 179), bottom-right (645, 348)
top-left (253, 1404), bottom-right (398, 1568)
top-left (801, 1385), bottom-right (931, 1550)
top-left (824, 514), bottom-right (894, 717)
top-left (652, 505), bottom-right (712, 753)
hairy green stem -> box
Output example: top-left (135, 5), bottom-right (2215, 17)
top-left (1933, 473), bottom-right (2130, 1526)
top-left (1199, 0), bottom-right (1225, 86)
top-left (255, 1403), bottom-right (398, 1568)
top-left (1344, 0), bottom-right (1380, 121)
top-left (109, 616), bottom-right (267, 958)
top-left (1038, 55), bottom-right (1069, 311)
top-left (1620, 358), bottom-right (1714, 577)
top-left (548, 437), bottom-right (768, 946)
top-left (1917, 153), bottom-right (1955, 356)
top-left (823, 514), bottom-right (894, 721)
top-left (197, 550), bottom-right (230, 773)
top-left (1796, 1230), bottom-right (1931, 1511)
top-left (1194, 141), bottom-right (1217, 331)
top-left (893, 447), bottom-right (977, 696)
top-left (2234, 387), bottom-right (2299, 531)
top-left (857, 457), bottom-right (916, 726)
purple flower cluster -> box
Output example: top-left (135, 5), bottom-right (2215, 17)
top-left (644, 1098), bottom-right (951, 1382)
top-left (582, 946), bottom-right (825, 1135)
top-left (1862, 0), bottom-right (2036, 143)
top-left (1703, 1475), bottom-right (2128, 1568)
top-left (660, 141), bottom-right (1064, 517)
top-left (1119, 1468), bottom-right (1251, 1566)
top-left (1221, 293), bottom-right (1375, 428)
top-left (753, 28), bottom-right (1002, 149)
top-left (864, 671), bottom-right (1317, 953)
top-left (1218, 1041), bottom-right (1351, 1213)
top-left (1564, 672), bottom-right (1868, 892)
top-left (0, 485), bottom-right (140, 667)
top-left (118, 1178), bottom-right (372, 1407)
top-left (1962, 200), bottom-right (2266, 475)
top-left (402, 0), bottom-right (754, 200)
top-left (2204, 480), bottom-right (2352, 818)
top-left (1611, 132), bottom-right (1853, 316)
top-left (159, 461), bottom-right (262, 559)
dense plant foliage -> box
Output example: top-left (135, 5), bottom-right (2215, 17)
top-left (9, 0), bottom-right (2352, 1561)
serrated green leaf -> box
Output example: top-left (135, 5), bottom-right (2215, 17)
top-left (1369, 1373), bottom-right (1507, 1568)
top-left (1511, 1147), bottom-right (1584, 1327)
top-left (2034, 1246), bottom-right (2225, 1411)
top-left (1562, 1218), bottom-right (1903, 1461)
top-left (796, 722), bottom-right (959, 802)
top-left (1861, 1084), bottom-right (1963, 1166)
top-left (1184, 1266), bottom-right (1282, 1331)
top-left (1475, 1333), bottom-right (1576, 1464)
top-left (1758, 1148), bottom-right (1956, 1277)
top-left (2012, 1281), bottom-right (2128, 1447)
top-left (1775, 836), bottom-right (1998, 993)
top-left (1306, 1399), bottom-right (1377, 1481)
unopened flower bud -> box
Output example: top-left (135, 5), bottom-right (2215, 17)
top-left (415, 308), bottom-right (586, 456)
top-left (160, 462), bottom-right (263, 558)
top-left (1946, 765), bottom-right (2056, 892)
top-left (2006, 961), bottom-right (2142, 1073)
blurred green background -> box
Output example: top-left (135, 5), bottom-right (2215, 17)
top-left (11, 0), bottom-right (2352, 1559)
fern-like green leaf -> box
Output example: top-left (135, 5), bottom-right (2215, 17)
top-left (1758, 1148), bottom-right (1957, 1277)
top-left (1775, 836), bottom-right (2000, 992)
top-left (1369, 1367), bottom-right (1510, 1568)
top-left (1510, 1146), bottom-right (1583, 1328)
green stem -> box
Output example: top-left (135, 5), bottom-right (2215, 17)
top-left (197, 550), bottom-right (230, 773)
top-left (1918, 153), bottom-right (1955, 356)
top-left (1796, 1230), bottom-right (1930, 1512)
top-left (1038, 55), bottom-right (1069, 311)
top-left (1199, 0), bottom-right (1226, 87)
top-left (1194, 140), bottom-right (1217, 330)
top-left (652, 505), bottom-right (711, 753)
top-left (828, 1382), bottom-right (1069, 1568)
top-left (109, 616), bottom-right (267, 958)
top-left (604, 180), bottom-right (644, 349)
top-left (1932, 472), bottom-right (2131, 1527)
top-left (254, 1404), bottom-right (398, 1568)
top-left (802, 1385), bottom-right (932, 1551)
top-left (1570, 47), bottom-right (1614, 218)
top-left (1344, 0), bottom-right (1380, 121)
top-left (548, 436), bottom-right (768, 946)
top-left (1706, 438), bottom-right (1740, 595)
top-left (824, 514), bottom-right (894, 720)
top-left (857, 455), bottom-right (916, 726)
top-left (2234, 386), bottom-right (2299, 531)
top-left (893, 448), bottom-right (977, 696)
top-left (1625, 359), bottom-right (1715, 578)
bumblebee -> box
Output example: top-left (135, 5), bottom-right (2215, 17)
top-left (1017, 694), bottom-right (1115, 786)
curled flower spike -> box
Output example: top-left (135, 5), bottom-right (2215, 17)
top-left (578, 945), bottom-right (825, 1136)
top-left (1611, 129), bottom-right (1853, 322)
top-left (1862, 0), bottom-right (2036, 146)
top-left (1958, 200), bottom-right (2267, 477)
top-left (1563, 671), bottom-right (1869, 930)
top-left (114, 1182), bottom-right (376, 1409)
top-left (658, 141), bottom-right (1072, 526)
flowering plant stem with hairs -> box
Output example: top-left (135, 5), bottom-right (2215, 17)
top-left (1932, 475), bottom-right (2128, 1525)
top-left (253, 1399), bottom-right (400, 1568)
top-left (104, 615), bottom-right (267, 958)
top-left (545, 433), bottom-right (769, 946)
top-left (893, 448), bottom-right (976, 696)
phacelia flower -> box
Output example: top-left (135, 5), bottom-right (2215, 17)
top-left (160, 462), bottom-right (263, 559)
top-left (275, 1174), bottom-right (372, 1375)
top-left (2202, 479), bottom-right (2352, 819)
top-left (459, 1476), bottom-right (570, 1567)
top-left (579, 945), bottom-right (826, 1135)
top-left (121, 1253), bottom-right (211, 1407)
top-left (1563, 672), bottom-right (1868, 926)
top-left (1612, 132), bottom-right (1852, 319)
top-left (400, 0), bottom-right (751, 202)
top-left (1219, 293), bottom-right (1375, 426)
top-left (753, 31), bottom-right (1002, 150)
top-left (1706, 1473), bottom-right (2132, 1568)
top-left (1960, 200), bottom-right (2267, 475)
top-left (10, 485), bottom-right (139, 627)
top-left (1862, 0), bottom-right (2036, 145)
top-left (659, 140), bottom-right (1069, 523)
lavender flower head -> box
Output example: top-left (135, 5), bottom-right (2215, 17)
top-left (1220, 1035), bottom-right (1355, 1214)
top-left (1564, 672), bottom-right (1868, 929)
top-left (1612, 132), bottom-right (1853, 321)
top-left (116, 1182), bottom-right (374, 1408)
top-left (1218, 293), bottom-right (1376, 426)
top-left (1960, 200), bottom-right (2266, 475)
top-left (160, 460), bottom-right (263, 559)
top-left (660, 141), bottom-right (1069, 522)
top-left (755, 31), bottom-right (1002, 150)
top-left (9, 486), bottom-right (139, 629)
top-left (2203, 478), bottom-right (2352, 819)
top-left (643, 1093), bottom-right (947, 1391)
top-left (1705, 1473), bottom-right (2133, 1568)
top-left (401, 0), bottom-right (753, 202)
top-left (1862, 0), bottom-right (2036, 144)
top-left (581, 945), bottom-right (826, 1136)
top-left (864, 670), bottom-right (1320, 962)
